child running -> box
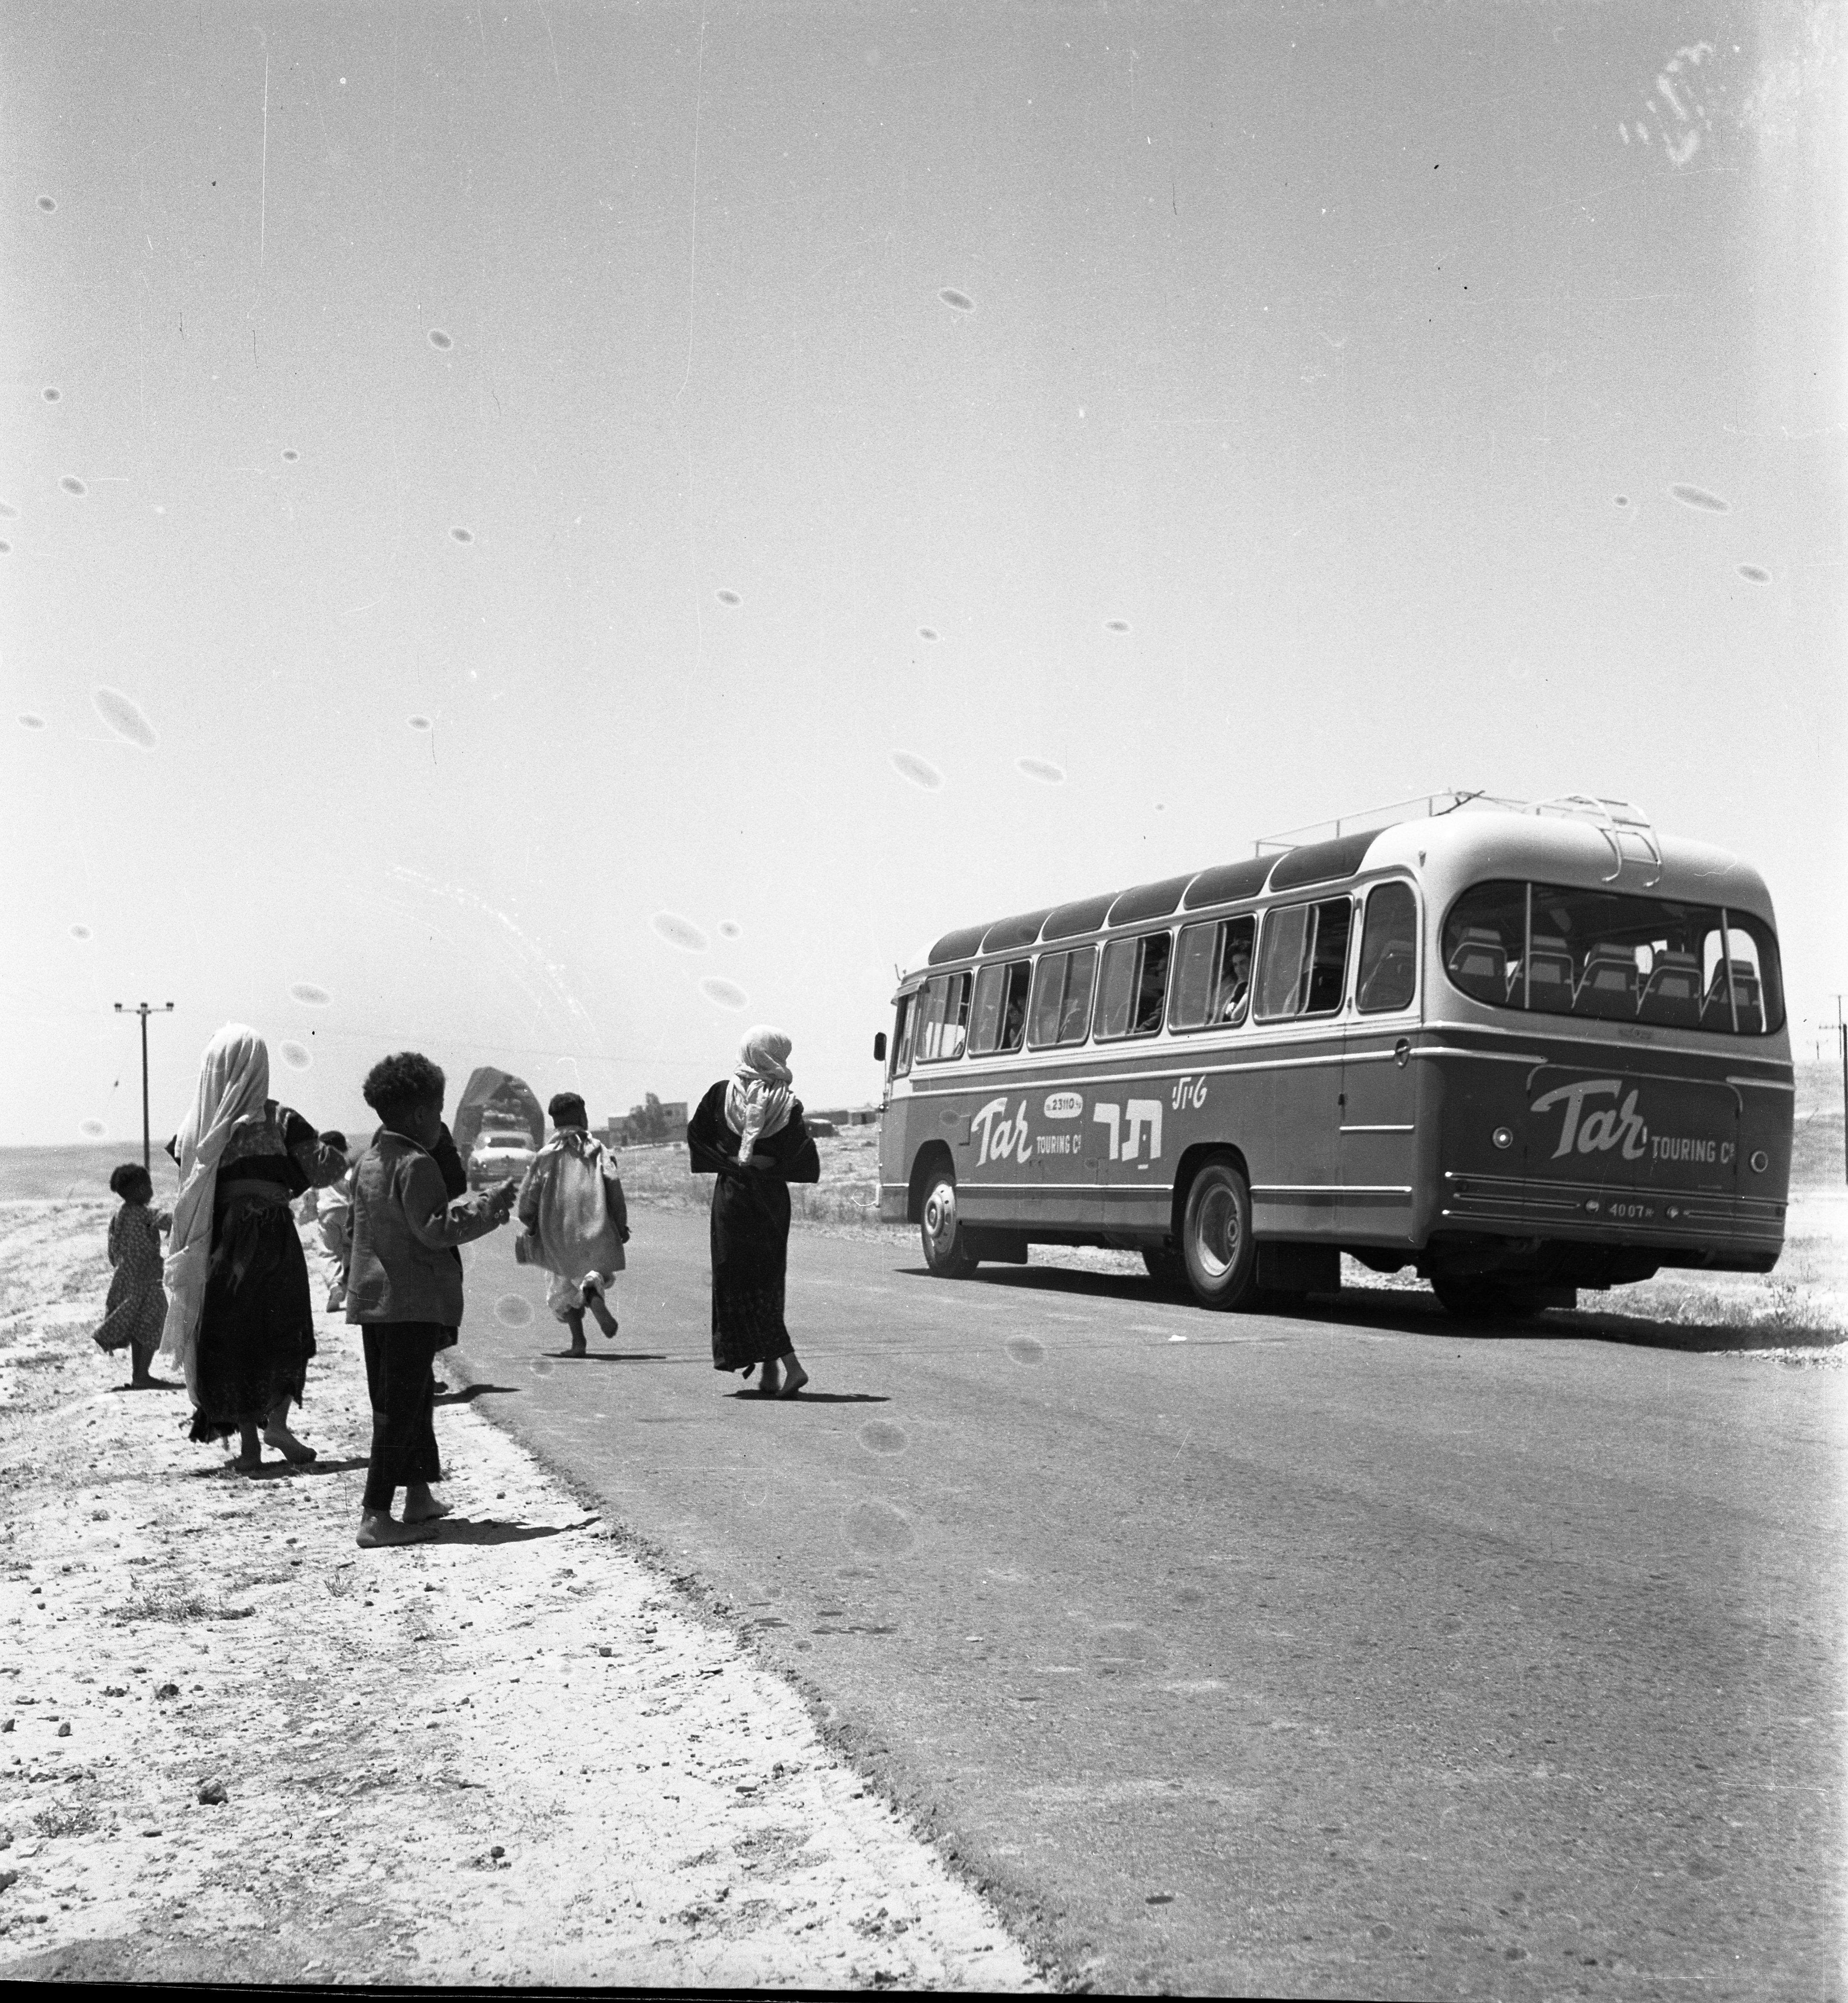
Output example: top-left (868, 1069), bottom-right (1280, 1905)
top-left (516, 1092), bottom-right (630, 1357)
top-left (94, 1162), bottom-right (171, 1389)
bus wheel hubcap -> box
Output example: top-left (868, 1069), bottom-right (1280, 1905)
top-left (926, 1187), bottom-right (954, 1245)
top-left (1195, 1185), bottom-right (1238, 1279)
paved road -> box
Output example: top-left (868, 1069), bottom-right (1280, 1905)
top-left (448, 1211), bottom-right (1845, 1998)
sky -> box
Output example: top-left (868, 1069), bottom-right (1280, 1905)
top-left (2, 0), bottom-right (1843, 1147)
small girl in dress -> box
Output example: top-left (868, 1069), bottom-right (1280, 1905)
top-left (515, 1094), bottom-right (629, 1357)
top-left (95, 1162), bottom-right (171, 1388)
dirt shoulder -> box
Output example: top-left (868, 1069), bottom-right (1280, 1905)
top-left (0, 1199), bottom-right (1044, 1989)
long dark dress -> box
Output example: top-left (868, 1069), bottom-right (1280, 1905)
top-left (187, 1104), bottom-right (346, 1443)
top-left (687, 1081), bottom-right (820, 1372)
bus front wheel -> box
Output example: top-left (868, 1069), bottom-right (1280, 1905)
top-left (920, 1169), bottom-right (979, 1279)
top-left (1181, 1159), bottom-right (1257, 1311)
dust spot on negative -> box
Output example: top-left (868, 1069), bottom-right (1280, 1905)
top-left (1173, 1583), bottom-right (1206, 1607)
top-left (1017, 757), bottom-right (1066, 783)
top-left (428, 329), bottom-right (453, 350)
top-left (938, 289), bottom-right (975, 312)
top-left (495, 1295), bottom-right (536, 1329)
top-left (1613, 495), bottom-right (1629, 507)
top-left (0, 543), bottom-right (10, 555)
top-left (289, 982), bottom-right (332, 1007)
top-left (715, 589), bottom-right (741, 606)
top-left (60, 476), bottom-right (87, 496)
top-left (651, 911), bottom-right (709, 953)
top-left (19, 714), bottom-right (46, 729)
top-left (79, 1118), bottom-right (106, 1138)
top-left (38, 196), bottom-right (56, 212)
top-left (1005, 1334), bottom-right (1045, 1365)
top-left (1105, 618), bottom-right (1131, 633)
top-left (450, 527), bottom-right (474, 543)
top-left (717, 920), bottom-right (741, 940)
top-left (92, 688), bottom-right (158, 749)
top-left (42, 388), bottom-right (60, 402)
top-left (1737, 565), bottom-right (1772, 585)
top-left (0, 500), bottom-right (18, 517)
top-left (842, 1497), bottom-right (916, 1557)
top-left (70, 924), bottom-right (92, 940)
top-left (281, 449), bottom-right (299, 463)
top-left (530, 1355), bottom-right (554, 1376)
top-left (278, 1040), bottom-right (312, 1070)
top-left (1670, 483), bottom-right (1729, 513)
top-left (699, 977), bottom-right (748, 1010)
top-left (407, 714), bottom-right (432, 731)
top-left (858, 1420), bottom-right (908, 1456)
top-left (918, 627), bottom-right (940, 642)
top-left (890, 750), bottom-right (943, 790)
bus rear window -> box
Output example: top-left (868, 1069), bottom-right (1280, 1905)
top-left (1028, 946), bottom-right (1097, 1048)
top-left (1442, 880), bottom-right (1784, 1035)
top-left (1169, 915), bottom-right (1254, 1031)
top-left (1254, 897), bottom-right (1353, 1021)
top-left (968, 960), bottom-right (1031, 1056)
top-left (1094, 932), bottom-right (1171, 1041)
top-left (913, 971), bottom-right (971, 1062)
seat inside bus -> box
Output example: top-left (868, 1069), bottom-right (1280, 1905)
top-left (1574, 942), bottom-right (1640, 1018)
top-left (1636, 949), bottom-right (1702, 1026)
top-left (1358, 939), bottom-right (1415, 1012)
top-left (1517, 934), bottom-right (1575, 1010)
top-left (1703, 959), bottom-right (1764, 1034)
top-left (1446, 925), bottom-right (1507, 1001)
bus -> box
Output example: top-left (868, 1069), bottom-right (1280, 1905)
top-left (873, 796), bottom-right (1791, 1318)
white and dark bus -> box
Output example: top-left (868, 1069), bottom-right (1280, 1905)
top-left (874, 797), bottom-right (1791, 1317)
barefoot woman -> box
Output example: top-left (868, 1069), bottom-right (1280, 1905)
top-left (160, 1024), bottom-right (348, 1470)
top-left (688, 1027), bottom-right (821, 1398)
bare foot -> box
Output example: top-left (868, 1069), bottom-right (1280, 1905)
top-left (233, 1450), bottom-right (264, 1474)
top-left (757, 1360), bottom-right (783, 1397)
top-left (356, 1512), bottom-right (436, 1549)
top-left (262, 1425), bottom-right (317, 1465)
top-left (402, 1488), bottom-right (451, 1524)
top-left (777, 1359), bottom-right (810, 1398)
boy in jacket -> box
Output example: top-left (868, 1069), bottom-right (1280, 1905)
top-left (347, 1051), bottom-right (518, 1548)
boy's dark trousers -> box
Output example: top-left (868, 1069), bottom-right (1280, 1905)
top-left (361, 1321), bottom-right (446, 1510)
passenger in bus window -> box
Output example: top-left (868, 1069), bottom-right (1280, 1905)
top-left (1216, 927), bottom-right (1253, 1023)
top-left (1001, 965), bottom-right (1029, 1050)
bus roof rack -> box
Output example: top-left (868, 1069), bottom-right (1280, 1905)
top-left (1254, 789), bottom-right (1661, 885)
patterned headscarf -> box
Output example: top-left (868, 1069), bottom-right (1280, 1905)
top-left (160, 1024), bottom-right (270, 1393)
top-left (723, 1026), bottom-right (794, 1164)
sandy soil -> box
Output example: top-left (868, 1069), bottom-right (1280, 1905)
top-left (0, 1199), bottom-right (1044, 1989)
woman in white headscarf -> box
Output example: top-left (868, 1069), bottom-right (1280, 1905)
top-left (160, 1024), bottom-right (348, 1470)
top-left (687, 1026), bottom-right (821, 1397)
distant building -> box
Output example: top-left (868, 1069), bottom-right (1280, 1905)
top-left (600, 1094), bottom-right (689, 1147)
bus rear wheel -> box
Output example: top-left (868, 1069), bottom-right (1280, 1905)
top-left (920, 1168), bottom-right (979, 1279)
top-left (1181, 1159), bottom-right (1257, 1311)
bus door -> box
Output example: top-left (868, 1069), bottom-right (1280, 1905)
top-left (1021, 944), bottom-right (1099, 1225)
top-left (1250, 893), bottom-right (1352, 1234)
top-left (959, 957), bottom-right (1042, 1225)
top-left (1087, 929), bottom-right (1176, 1232)
top-left (1339, 880), bottom-right (1422, 1243)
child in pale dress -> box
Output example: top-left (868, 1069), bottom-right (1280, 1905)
top-left (516, 1094), bottom-right (629, 1357)
top-left (94, 1162), bottom-right (171, 1388)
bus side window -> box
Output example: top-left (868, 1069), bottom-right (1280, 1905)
top-left (969, 960), bottom-right (1032, 1056)
top-left (1094, 933), bottom-right (1171, 1041)
top-left (1255, 899), bottom-right (1351, 1020)
top-left (1028, 947), bottom-right (1098, 1048)
top-left (914, 972), bottom-right (971, 1063)
top-left (892, 994), bottom-right (915, 1077)
top-left (1170, 921), bottom-right (1218, 1030)
top-left (1212, 916), bottom-right (1254, 1024)
top-left (1356, 882), bottom-right (1418, 1013)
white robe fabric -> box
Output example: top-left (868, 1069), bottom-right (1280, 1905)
top-left (159, 1024), bottom-right (270, 1395)
top-left (521, 1129), bottom-right (627, 1320)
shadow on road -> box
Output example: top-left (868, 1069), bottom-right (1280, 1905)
top-left (906, 1261), bottom-right (1844, 1358)
top-left (187, 1456), bottom-right (370, 1481)
top-left (432, 1514), bottom-right (599, 1546)
top-left (541, 1350), bottom-right (672, 1365)
top-left (434, 1382), bottom-right (524, 1405)
top-left (724, 1390), bottom-right (892, 1405)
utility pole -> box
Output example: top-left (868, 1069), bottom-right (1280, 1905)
top-left (114, 1003), bottom-right (175, 1172)
top-left (1836, 996), bottom-right (1848, 1187)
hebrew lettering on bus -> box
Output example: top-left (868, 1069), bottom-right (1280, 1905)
top-left (1170, 1075), bottom-right (1208, 1111)
top-left (971, 1095), bottom-right (1032, 1168)
top-left (1093, 1098), bottom-right (1164, 1162)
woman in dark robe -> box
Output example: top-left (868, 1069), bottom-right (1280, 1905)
top-left (160, 1024), bottom-right (346, 1471)
top-left (687, 1027), bottom-right (820, 1398)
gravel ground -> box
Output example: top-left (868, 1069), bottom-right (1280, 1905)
top-left (0, 1199), bottom-right (1045, 1989)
